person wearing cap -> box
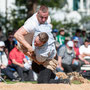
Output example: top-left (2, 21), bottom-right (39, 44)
top-left (8, 40), bottom-right (34, 81)
top-left (52, 29), bottom-right (58, 40)
top-left (0, 41), bottom-right (8, 67)
top-left (73, 37), bottom-right (80, 60)
top-left (72, 37), bottom-right (81, 70)
top-left (56, 28), bottom-right (65, 48)
top-left (79, 39), bottom-right (90, 65)
top-left (72, 29), bottom-right (83, 47)
top-left (57, 41), bottom-right (80, 73)
top-left (0, 41), bottom-right (18, 81)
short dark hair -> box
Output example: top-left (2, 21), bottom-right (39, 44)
top-left (38, 32), bottom-right (49, 43)
top-left (0, 26), bottom-right (2, 31)
top-left (84, 39), bottom-right (89, 42)
top-left (39, 5), bottom-right (48, 13)
top-left (76, 29), bottom-right (81, 33)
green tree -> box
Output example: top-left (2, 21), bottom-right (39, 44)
top-left (0, 0), bottom-right (67, 35)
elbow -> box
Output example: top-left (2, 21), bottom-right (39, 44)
top-left (14, 32), bottom-right (18, 40)
top-left (14, 31), bottom-right (21, 41)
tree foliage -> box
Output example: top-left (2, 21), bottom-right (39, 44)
top-left (0, 0), bottom-right (70, 35)
top-left (38, 0), bottom-right (67, 8)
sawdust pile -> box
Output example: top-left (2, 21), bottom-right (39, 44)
top-left (56, 72), bottom-right (90, 83)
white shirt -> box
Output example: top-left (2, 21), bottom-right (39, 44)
top-left (32, 24), bottom-right (56, 62)
top-left (22, 13), bottom-right (51, 45)
top-left (35, 43), bottom-right (56, 62)
top-left (79, 45), bottom-right (90, 59)
top-left (0, 52), bottom-right (8, 66)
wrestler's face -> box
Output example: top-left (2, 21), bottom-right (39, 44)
top-left (37, 11), bottom-right (48, 24)
top-left (34, 36), bottom-right (44, 47)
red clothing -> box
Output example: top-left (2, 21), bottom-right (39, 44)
top-left (73, 46), bottom-right (80, 59)
top-left (8, 47), bottom-right (25, 65)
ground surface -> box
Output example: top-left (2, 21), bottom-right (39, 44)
top-left (0, 83), bottom-right (90, 90)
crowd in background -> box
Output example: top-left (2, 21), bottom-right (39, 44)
top-left (53, 28), bottom-right (90, 74)
top-left (0, 26), bottom-right (90, 82)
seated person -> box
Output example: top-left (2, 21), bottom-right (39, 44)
top-left (72, 37), bottom-right (80, 66)
top-left (79, 39), bottom-right (90, 65)
top-left (8, 40), bottom-right (34, 81)
top-left (57, 41), bottom-right (80, 73)
top-left (56, 28), bottom-right (65, 49)
top-left (0, 41), bottom-right (16, 81)
top-left (72, 29), bottom-right (83, 47)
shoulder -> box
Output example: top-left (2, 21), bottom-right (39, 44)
top-left (61, 45), bottom-right (66, 49)
top-left (79, 45), bottom-right (85, 49)
top-left (59, 45), bottom-right (66, 52)
top-left (9, 48), bottom-right (16, 54)
top-left (25, 13), bottom-right (37, 24)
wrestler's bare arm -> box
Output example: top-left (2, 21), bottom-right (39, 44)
top-left (14, 27), bottom-right (33, 53)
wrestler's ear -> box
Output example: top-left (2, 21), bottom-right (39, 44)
top-left (37, 11), bottom-right (40, 16)
top-left (37, 11), bottom-right (39, 14)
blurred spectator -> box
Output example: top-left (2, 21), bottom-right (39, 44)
top-left (0, 27), bottom-right (6, 41)
top-left (4, 31), bottom-right (15, 53)
top-left (81, 29), bottom-right (87, 44)
top-left (72, 29), bottom-right (83, 47)
top-left (52, 29), bottom-right (59, 49)
top-left (0, 41), bottom-right (17, 81)
top-left (57, 41), bottom-right (80, 73)
top-left (79, 39), bottom-right (90, 65)
top-left (56, 37), bottom-right (71, 61)
top-left (73, 37), bottom-right (80, 60)
top-left (8, 40), bottom-right (34, 81)
top-left (0, 41), bottom-right (8, 68)
top-left (56, 28), bottom-right (65, 47)
top-left (57, 37), bottom-right (70, 54)
top-left (52, 29), bottom-right (58, 40)
top-left (87, 31), bottom-right (90, 43)
top-left (72, 37), bottom-right (81, 69)
top-left (64, 37), bottom-right (71, 45)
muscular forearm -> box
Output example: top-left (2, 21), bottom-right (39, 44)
top-left (14, 27), bottom-right (33, 52)
top-left (83, 53), bottom-right (90, 56)
top-left (25, 52), bottom-right (43, 65)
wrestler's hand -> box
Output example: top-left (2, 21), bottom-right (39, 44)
top-left (30, 52), bottom-right (36, 60)
top-left (27, 46), bottom-right (34, 53)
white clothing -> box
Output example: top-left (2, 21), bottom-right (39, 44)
top-left (79, 45), bottom-right (90, 59)
top-left (0, 52), bottom-right (8, 66)
top-left (32, 24), bottom-right (56, 62)
top-left (24, 63), bottom-right (31, 70)
top-left (22, 13), bottom-right (51, 45)
top-left (32, 23), bottom-right (54, 49)
top-left (35, 43), bottom-right (56, 62)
